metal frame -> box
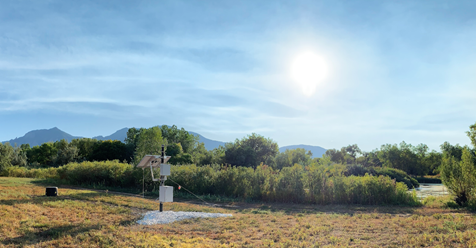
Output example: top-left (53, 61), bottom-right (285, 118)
top-left (137, 145), bottom-right (172, 212)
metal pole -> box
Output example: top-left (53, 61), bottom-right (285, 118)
top-left (160, 145), bottom-right (165, 212)
top-left (143, 168), bottom-right (145, 198)
top-left (161, 145), bottom-right (165, 163)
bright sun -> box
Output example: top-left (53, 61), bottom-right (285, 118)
top-left (290, 51), bottom-right (328, 96)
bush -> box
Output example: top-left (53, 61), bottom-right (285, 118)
top-left (441, 147), bottom-right (476, 206)
top-left (374, 167), bottom-right (419, 189)
top-left (345, 165), bottom-right (419, 189)
top-left (415, 177), bottom-right (442, 184)
top-left (1, 166), bottom-right (58, 179)
top-left (56, 160), bottom-right (137, 188)
top-left (3, 161), bottom-right (420, 205)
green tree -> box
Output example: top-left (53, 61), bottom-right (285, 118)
top-left (275, 148), bottom-right (313, 170)
top-left (166, 143), bottom-right (193, 165)
top-left (10, 145), bottom-right (27, 167)
top-left (441, 147), bottom-right (476, 205)
top-left (342, 144), bottom-right (362, 164)
top-left (125, 127), bottom-right (144, 148)
top-left (160, 125), bottom-right (199, 154)
top-left (27, 143), bottom-right (57, 166)
top-left (0, 143), bottom-right (14, 172)
top-left (52, 140), bottom-right (79, 166)
top-left (376, 142), bottom-right (427, 176)
top-left (440, 142), bottom-right (464, 161)
top-left (422, 150), bottom-right (442, 175)
top-left (89, 140), bottom-right (128, 162)
top-left (134, 126), bottom-right (165, 164)
top-left (324, 149), bottom-right (345, 164)
top-left (225, 133), bottom-right (279, 168)
top-left (467, 122), bottom-right (476, 148)
top-left (356, 151), bottom-right (382, 167)
top-left (193, 144), bottom-right (225, 165)
top-left (70, 138), bottom-right (99, 162)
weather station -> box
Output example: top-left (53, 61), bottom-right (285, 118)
top-left (136, 145), bottom-right (172, 212)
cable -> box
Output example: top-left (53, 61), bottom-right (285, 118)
top-left (157, 178), bottom-right (213, 206)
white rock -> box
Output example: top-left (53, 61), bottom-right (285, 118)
top-left (137, 211), bottom-right (233, 225)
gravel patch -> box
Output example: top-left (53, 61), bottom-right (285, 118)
top-left (137, 211), bottom-right (233, 225)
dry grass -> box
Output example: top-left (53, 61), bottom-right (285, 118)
top-left (1, 177), bottom-right (476, 247)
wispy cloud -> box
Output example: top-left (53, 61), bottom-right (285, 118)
top-left (1, 0), bottom-right (475, 150)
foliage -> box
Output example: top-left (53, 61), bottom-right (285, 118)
top-left (70, 138), bottom-right (99, 161)
top-left (344, 164), bottom-right (419, 188)
top-left (377, 142), bottom-right (428, 176)
top-left (89, 140), bottom-right (128, 162)
top-left (415, 177), bottom-right (442, 184)
top-left (192, 143), bottom-right (225, 166)
top-left (324, 143), bottom-right (441, 177)
top-left (440, 123), bottom-right (476, 206)
top-left (3, 160), bottom-right (419, 205)
top-left (440, 142), bottom-right (464, 161)
top-left (325, 144), bottom-right (362, 165)
top-left (275, 148), bottom-right (313, 170)
top-left (159, 125), bottom-right (199, 154)
top-left (166, 143), bottom-right (193, 165)
top-left (441, 147), bottom-right (476, 206)
top-left (133, 126), bottom-right (165, 164)
top-left (53, 140), bottom-right (79, 165)
top-left (125, 126), bottom-right (198, 165)
top-left (27, 142), bottom-right (58, 166)
top-left (373, 167), bottom-right (419, 189)
top-left (0, 142), bottom-right (14, 172)
top-left (467, 122), bottom-right (476, 148)
top-left (1, 166), bottom-right (58, 179)
top-left (224, 133), bottom-right (279, 168)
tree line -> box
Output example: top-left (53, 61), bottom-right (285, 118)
top-left (1, 123), bottom-right (475, 181)
top-left (2, 122), bottom-right (476, 206)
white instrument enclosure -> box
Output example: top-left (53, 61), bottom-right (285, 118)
top-left (160, 164), bottom-right (171, 176)
top-left (159, 186), bottom-right (173, 202)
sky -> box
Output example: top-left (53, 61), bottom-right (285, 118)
top-left (1, 0), bottom-right (475, 151)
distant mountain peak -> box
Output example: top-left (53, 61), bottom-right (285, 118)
top-left (3, 127), bottom-right (327, 157)
top-left (3, 127), bottom-right (81, 147)
top-left (279, 144), bottom-right (327, 158)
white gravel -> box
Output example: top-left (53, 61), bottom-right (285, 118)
top-left (137, 211), bottom-right (233, 225)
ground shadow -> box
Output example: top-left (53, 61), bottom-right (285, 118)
top-left (1, 223), bottom-right (102, 246)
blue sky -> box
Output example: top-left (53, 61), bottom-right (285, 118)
top-left (1, 0), bottom-right (475, 151)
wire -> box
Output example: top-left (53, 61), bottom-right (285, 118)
top-left (158, 178), bottom-right (212, 206)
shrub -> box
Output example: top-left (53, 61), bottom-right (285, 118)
top-left (345, 165), bottom-right (419, 189)
top-left (56, 160), bottom-right (137, 188)
top-left (3, 161), bottom-right (420, 205)
top-left (441, 147), bottom-right (476, 206)
top-left (1, 166), bottom-right (58, 179)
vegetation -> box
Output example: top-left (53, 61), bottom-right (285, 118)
top-left (2, 160), bottom-right (419, 206)
top-left (2, 121), bottom-right (476, 208)
top-left (440, 140), bottom-right (476, 206)
top-left (2, 177), bottom-right (476, 247)
top-left (224, 133), bottom-right (279, 169)
top-left (344, 164), bottom-right (419, 188)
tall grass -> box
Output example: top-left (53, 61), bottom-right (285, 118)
top-left (1, 166), bottom-right (58, 179)
top-left (1, 161), bottom-right (419, 205)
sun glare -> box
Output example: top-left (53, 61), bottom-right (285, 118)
top-left (290, 51), bottom-right (328, 96)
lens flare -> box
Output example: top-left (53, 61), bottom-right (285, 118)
top-left (290, 51), bottom-right (328, 96)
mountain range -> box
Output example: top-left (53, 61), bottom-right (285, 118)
top-left (3, 127), bottom-right (326, 157)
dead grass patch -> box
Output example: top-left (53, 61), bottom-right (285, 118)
top-left (2, 177), bottom-right (476, 247)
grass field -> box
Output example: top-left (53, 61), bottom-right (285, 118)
top-left (1, 177), bottom-right (476, 247)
